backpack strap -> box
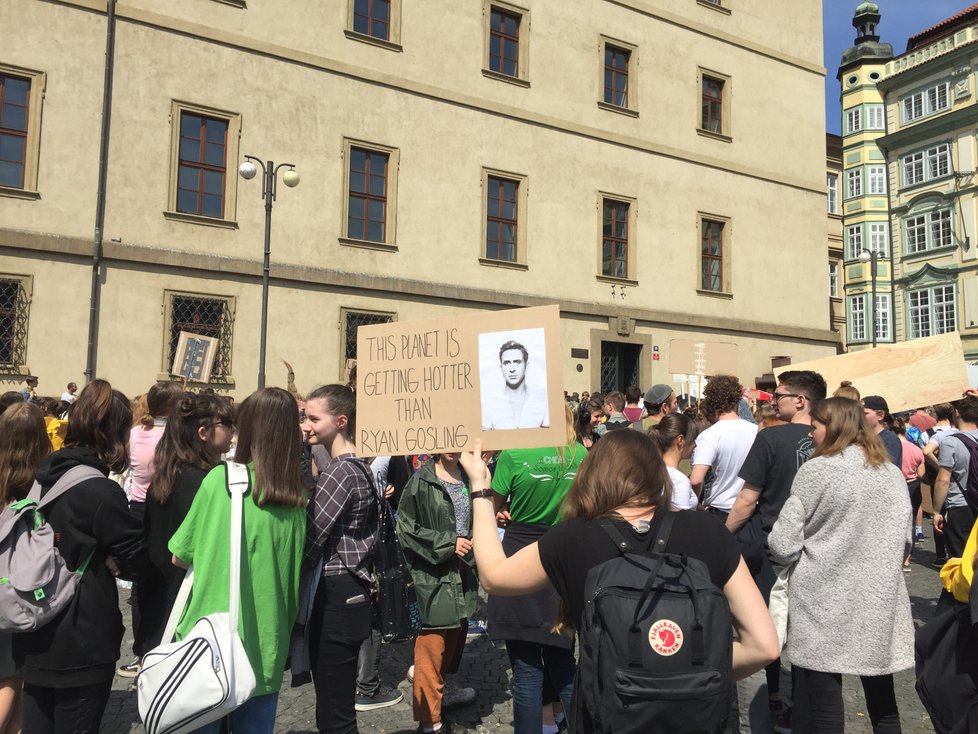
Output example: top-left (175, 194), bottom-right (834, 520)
top-left (28, 465), bottom-right (105, 508)
top-left (597, 510), bottom-right (676, 556)
top-left (224, 462), bottom-right (250, 644)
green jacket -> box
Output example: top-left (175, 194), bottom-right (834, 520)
top-left (394, 461), bottom-right (478, 629)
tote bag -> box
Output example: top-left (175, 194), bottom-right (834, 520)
top-left (137, 462), bottom-right (257, 734)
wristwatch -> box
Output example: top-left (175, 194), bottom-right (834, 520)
top-left (471, 488), bottom-right (495, 500)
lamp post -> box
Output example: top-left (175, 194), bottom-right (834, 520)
top-left (238, 156), bottom-right (300, 389)
top-left (858, 248), bottom-right (879, 348)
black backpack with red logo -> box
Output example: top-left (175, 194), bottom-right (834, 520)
top-left (574, 514), bottom-right (733, 734)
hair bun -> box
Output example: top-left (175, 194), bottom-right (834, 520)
top-left (840, 380), bottom-right (852, 388)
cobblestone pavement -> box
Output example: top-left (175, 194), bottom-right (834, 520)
top-left (102, 534), bottom-right (946, 733)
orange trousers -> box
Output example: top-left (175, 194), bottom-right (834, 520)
top-left (412, 621), bottom-right (467, 725)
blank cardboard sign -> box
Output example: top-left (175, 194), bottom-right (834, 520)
top-left (668, 340), bottom-right (739, 376)
top-left (355, 305), bottom-right (566, 457)
top-left (773, 332), bottom-right (968, 413)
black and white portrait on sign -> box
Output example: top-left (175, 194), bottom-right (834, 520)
top-left (479, 328), bottom-right (550, 431)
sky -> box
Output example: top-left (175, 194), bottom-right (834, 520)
top-left (823, 0), bottom-right (975, 133)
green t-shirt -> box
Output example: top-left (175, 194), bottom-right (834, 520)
top-left (168, 464), bottom-right (307, 695)
top-left (490, 444), bottom-right (586, 525)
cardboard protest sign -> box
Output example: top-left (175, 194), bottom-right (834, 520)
top-left (668, 340), bottom-right (739, 376)
top-left (170, 331), bottom-right (220, 383)
top-left (773, 332), bottom-right (968, 413)
top-left (356, 305), bottom-right (566, 457)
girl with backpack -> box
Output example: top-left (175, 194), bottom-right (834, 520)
top-left (464, 429), bottom-right (778, 734)
top-left (14, 379), bottom-right (145, 734)
top-left (768, 397), bottom-right (914, 733)
top-left (168, 387), bottom-right (307, 733)
top-left (299, 384), bottom-right (381, 734)
top-left (140, 392), bottom-right (235, 650)
top-left (0, 402), bottom-right (51, 734)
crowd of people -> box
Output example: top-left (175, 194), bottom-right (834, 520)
top-left (0, 367), bottom-right (975, 734)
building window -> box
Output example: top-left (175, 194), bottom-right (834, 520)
top-left (604, 45), bottom-right (630, 108)
top-left (849, 295), bottom-right (866, 342)
top-left (601, 198), bottom-right (629, 278)
top-left (0, 65), bottom-right (44, 195)
top-left (486, 175), bottom-right (519, 262)
top-left (846, 224), bottom-right (863, 261)
top-left (165, 292), bottom-right (234, 382)
top-left (867, 104), bottom-right (884, 130)
top-left (849, 292), bottom-right (891, 343)
top-left (907, 285), bottom-right (956, 338)
top-left (845, 107), bottom-right (861, 135)
top-left (342, 308), bottom-right (395, 365)
top-left (353, 0), bottom-right (390, 40)
top-left (484, 2), bottom-right (529, 83)
top-left (905, 208), bottom-right (953, 254)
top-left (341, 140), bottom-right (399, 248)
top-left (829, 261), bottom-right (839, 298)
top-left (902, 82), bottom-right (950, 123)
top-left (902, 143), bottom-right (950, 187)
top-left (0, 275), bottom-right (30, 373)
top-left (868, 221), bottom-right (888, 256)
top-left (701, 76), bottom-right (723, 134)
top-left (167, 102), bottom-right (240, 224)
top-left (846, 169), bottom-right (862, 199)
top-left (700, 217), bottom-right (727, 292)
top-left (827, 173), bottom-right (838, 214)
top-left (868, 165), bottom-right (886, 195)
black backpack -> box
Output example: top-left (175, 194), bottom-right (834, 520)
top-left (946, 433), bottom-right (978, 510)
top-left (574, 514), bottom-right (733, 734)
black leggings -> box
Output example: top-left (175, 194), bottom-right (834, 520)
top-left (22, 680), bottom-right (113, 734)
top-left (792, 667), bottom-right (900, 734)
top-left (907, 479), bottom-right (922, 524)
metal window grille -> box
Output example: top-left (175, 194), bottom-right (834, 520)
top-left (344, 311), bottom-right (393, 361)
top-left (168, 295), bottom-right (233, 380)
top-left (0, 278), bottom-right (28, 371)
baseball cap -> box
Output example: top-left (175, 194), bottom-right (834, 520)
top-left (644, 384), bottom-right (674, 406)
top-left (862, 395), bottom-right (889, 413)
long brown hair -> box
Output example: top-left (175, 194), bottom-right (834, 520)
top-left (140, 382), bottom-right (183, 429)
top-left (810, 397), bottom-right (889, 467)
top-left (234, 388), bottom-right (305, 507)
top-left (562, 429), bottom-right (671, 521)
top-left (151, 393), bottom-right (235, 505)
top-left (64, 379), bottom-right (132, 473)
top-left (0, 402), bottom-right (50, 505)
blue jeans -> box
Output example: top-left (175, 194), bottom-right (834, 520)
top-left (505, 640), bottom-right (576, 734)
top-left (191, 693), bottom-right (279, 734)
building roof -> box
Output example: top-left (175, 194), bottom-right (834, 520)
top-left (906, 2), bottom-right (978, 52)
top-left (854, 2), bottom-right (879, 15)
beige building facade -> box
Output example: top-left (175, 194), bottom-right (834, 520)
top-left (0, 0), bottom-right (836, 401)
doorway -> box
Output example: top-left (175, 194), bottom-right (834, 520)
top-left (600, 341), bottom-right (642, 393)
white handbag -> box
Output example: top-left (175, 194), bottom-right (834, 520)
top-left (137, 462), bottom-right (257, 734)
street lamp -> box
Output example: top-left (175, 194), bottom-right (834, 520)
top-left (858, 249), bottom-right (879, 348)
top-left (238, 156), bottom-right (299, 390)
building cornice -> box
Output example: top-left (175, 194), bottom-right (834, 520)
top-left (0, 227), bottom-right (840, 346)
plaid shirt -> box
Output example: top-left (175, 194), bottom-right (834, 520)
top-left (305, 453), bottom-right (379, 587)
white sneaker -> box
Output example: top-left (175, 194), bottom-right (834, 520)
top-left (442, 680), bottom-right (476, 709)
top-left (407, 664), bottom-right (415, 683)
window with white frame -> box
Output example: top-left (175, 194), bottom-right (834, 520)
top-left (907, 285), bottom-right (957, 338)
top-left (846, 224), bottom-right (863, 260)
top-left (849, 295), bottom-right (866, 342)
top-left (867, 104), bottom-right (885, 130)
top-left (868, 165), bottom-right (886, 195)
top-left (846, 169), bottom-right (862, 198)
top-left (868, 221), bottom-right (888, 256)
top-left (829, 261), bottom-right (839, 298)
top-left (902, 82), bottom-right (950, 123)
top-left (907, 208), bottom-right (954, 254)
top-left (827, 174), bottom-right (838, 214)
top-left (849, 292), bottom-right (891, 342)
top-left (846, 108), bottom-right (861, 135)
top-left (903, 143), bottom-right (951, 186)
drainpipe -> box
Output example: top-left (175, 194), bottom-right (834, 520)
top-left (84, 0), bottom-right (116, 383)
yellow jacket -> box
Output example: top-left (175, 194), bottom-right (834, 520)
top-left (940, 517), bottom-right (977, 603)
top-left (44, 416), bottom-right (68, 452)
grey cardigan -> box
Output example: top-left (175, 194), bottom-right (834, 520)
top-left (769, 445), bottom-right (914, 676)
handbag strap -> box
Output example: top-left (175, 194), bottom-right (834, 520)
top-left (224, 461), bottom-right (250, 637)
top-left (160, 568), bottom-right (194, 644)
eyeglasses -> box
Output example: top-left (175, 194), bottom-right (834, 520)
top-left (773, 392), bottom-right (804, 402)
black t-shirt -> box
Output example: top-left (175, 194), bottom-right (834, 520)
top-left (737, 423), bottom-right (814, 536)
top-left (879, 428), bottom-right (902, 468)
top-left (537, 511), bottom-right (741, 630)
